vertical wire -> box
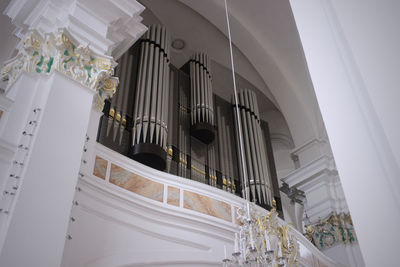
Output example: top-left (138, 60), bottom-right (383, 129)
top-left (224, 0), bottom-right (249, 205)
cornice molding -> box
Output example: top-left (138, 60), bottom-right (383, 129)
top-left (290, 138), bottom-right (327, 159)
top-left (282, 154), bottom-right (337, 188)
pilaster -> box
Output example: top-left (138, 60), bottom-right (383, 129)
top-left (283, 155), bottom-right (347, 224)
top-left (282, 148), bottom-right (361, 266)
top-left (290, 0), bottom-right (400, 265)
top-left (0, 0), bottom-right (146, 266)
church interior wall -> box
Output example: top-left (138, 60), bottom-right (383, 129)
top-left (0, 0), bottom-right (380, 266)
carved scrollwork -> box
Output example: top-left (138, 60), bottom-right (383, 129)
top-left (304, 213), bottom-right (357, 250)
top-left (1, 30), bottom-right (118, 110)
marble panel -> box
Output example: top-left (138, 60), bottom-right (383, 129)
top-left (183, 191), bottom-right (232, 222)
top-left (167, 186), bottom-right (180, 207)
top-left (0, 110), bottom-right (3, 120)
top-left (93, 156), bottom-right (107, 179)
top-left (110, 163), bottom-right (163, 202)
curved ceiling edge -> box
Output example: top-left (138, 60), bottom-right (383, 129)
top-left (178, 0), bottom-right (318, 145)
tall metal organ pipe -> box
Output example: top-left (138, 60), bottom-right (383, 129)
top-left (189, 53), bottom-right (215, 144)
top-left (232, 89), bottom-right (273, 207)
top-left (216, 106), bottom-right (236, 193)
top-left (131, 25), bottom-right (170, 171)
top-left (106, 51), bottom-right (134, 145)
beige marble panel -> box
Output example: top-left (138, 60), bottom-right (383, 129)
top-left (110, 163), bottom-right (163, 202)
top-left (93, 156), bottom-right (107, 179)
top-left (167, 186), bottom-right (180, 207)
top-left (183, 191), bottom-right (232, 222)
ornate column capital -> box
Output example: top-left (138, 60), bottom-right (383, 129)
top-left (304, 212), bottom-right (357, 250)
top-left (2, 0), bottom-right (147, 110)
top-left (4, 0), bottom-right (147, 59)
top-left (2, 30), bottom-right (118, 110)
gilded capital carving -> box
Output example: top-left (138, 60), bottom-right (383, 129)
top-left (1, 30), bottom-right (118, 110)
top-left (304, 213), bottom-right (357, 250)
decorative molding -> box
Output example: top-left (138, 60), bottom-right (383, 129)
top-left (1, 30), bottom-right (118, 110)
top-left (4, 0), bottom-right (147, 59)
top-left (304, 213), bottom-right (357, 250)
top-left (283, 155), bottom-right (336, 188)
top-left (63, 138), bottom-right (344, 266)
top-left (280, 182), bottom-right (305, 205)
top-left (290, 138), bottom-right (327, 157)
top-left (282, 155), bottom-right (348, 224)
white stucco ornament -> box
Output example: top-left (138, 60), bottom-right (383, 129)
top-left (1, 29), bottom-right (118, 110)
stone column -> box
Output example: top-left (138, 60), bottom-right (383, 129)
top-left (0, 1), bottom-right (146, 266)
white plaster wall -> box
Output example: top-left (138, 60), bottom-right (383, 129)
top-left (329, 0), bottom-right (400, 177)
top-left (262, 109), bottom-right (295, 178)
top-left (62, 178), bottom-right (234, 267)
top-left (272, 142), bottom-right (294, 180)
top-left (281, 195), bottom-right (304, 232)
top-left (324, 244), bottom-right (365, 267)
top-left (0, 72), bottom-right (94, 267)
top-left (0, 73), bottom-right (40, 209)
top-left (289, 0), bottom-right (400, 266)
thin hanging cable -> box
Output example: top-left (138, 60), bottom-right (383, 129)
top-left (224, 0), bottom-right (249, 205)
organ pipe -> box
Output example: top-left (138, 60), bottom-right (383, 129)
top-left (216, 105), bottom-right (237, 193)
top-left (131, 25), bottom-right (170, 171)
top-left (106, 50), bottom-right (134, 145)
top-left (98, 35), bottom-right (279, 207)
top-left (189, 53), bottom-right (215, 144)
top-left (233, 89), bottom-right (273, 207)
top-left (178, 83), bottom-right (190, 178)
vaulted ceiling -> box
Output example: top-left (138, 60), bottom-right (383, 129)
top-left (140, 0), bottom-right (324, 147)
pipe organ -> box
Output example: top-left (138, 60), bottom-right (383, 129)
top-left (97, 24), bottom-right (280, 210)
top-left (178, 78), bottom-right (190, 179)
top-left (103, 46), bottom-right (137, 155)
top-left (233, 90), bottom-right (274, 207)
top-left (131, 25), bottom-right (170, 171)
top-left (216, 106), bottom-right (236, 193)
top-left (189, 53), bottom-right (215, 144)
